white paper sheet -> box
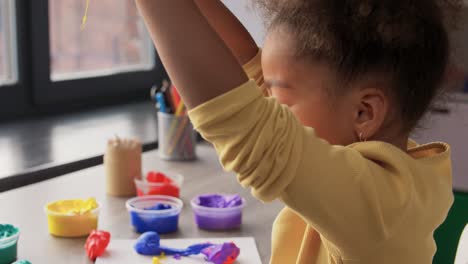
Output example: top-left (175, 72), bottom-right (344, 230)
top-left (96, 237), bottom-right (262, 264)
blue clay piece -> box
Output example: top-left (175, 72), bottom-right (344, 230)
top-left (134, 232), bottom-right (163, 255)
top-left (134, 232), bottom-right (213, 256)
top-left (134, 232), bottom-right (240, 263)
top-left (176, 243), bottom-right (214, 256)
top-left (145, 204), bottom-right (172, 210)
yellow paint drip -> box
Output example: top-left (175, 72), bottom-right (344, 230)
top-left (152, 257), bottom-right (160, 264)
top-left (81, 0), bottom-right (90, 30)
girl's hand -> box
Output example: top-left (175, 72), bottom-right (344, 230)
top-left (194, 1), bottom-right (258, 65)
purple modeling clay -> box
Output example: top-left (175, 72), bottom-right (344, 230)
top-left (201, 242), bottom-right (240, 264)
top-left (193, 194), bottom-right (244, 230)
top-left (198, 195), bottom-right (242, 208)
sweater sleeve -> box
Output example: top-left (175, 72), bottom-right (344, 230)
top-left (242, 49), bottom-right (270, 96)
top-left (189, 80), bottom-right (416, 254)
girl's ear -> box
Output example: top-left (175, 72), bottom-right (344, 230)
top-left (353, 87), bottom-right (388, 141)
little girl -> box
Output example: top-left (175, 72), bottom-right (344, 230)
top-left (135, 0), bottom-right (459, 263)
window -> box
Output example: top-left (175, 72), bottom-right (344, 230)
top-left (28, 0), bottom-right (165, 106)
top-left (0, 0), bottom-right (17, 85)
top-left (0, 0), bottom-right (165, 118)
top-left (49, 0), bottom-right (154, 81)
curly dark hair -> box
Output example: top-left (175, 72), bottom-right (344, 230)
top-left (253, 0), bottom-right (462, 132)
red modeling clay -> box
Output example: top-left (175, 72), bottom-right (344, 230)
top-left (84, 230), bottom-right (111, 260)
top-left (137, 171), bottom-right (180, 197)
top-left (147, 172), bottom-right (173, 183)
top-left (149, 184), bottom-right (179, 197)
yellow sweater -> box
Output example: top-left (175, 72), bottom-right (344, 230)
top-left (188, 51), bottom-right (454, 263)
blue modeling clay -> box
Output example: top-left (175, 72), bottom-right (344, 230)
top-left (134, 232), bottom-right (240, 264)
top-left (134, 232), bottom-right (213, 256)
top-left (130, 203), bottom-right (178, 234)
top-left (134, 232), bottom-right (162, 255)
top-left (145, 203), bottom-right (172, 210)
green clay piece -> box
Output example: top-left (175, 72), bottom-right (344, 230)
top-left (12, 260), bottom-right (32, 264)
top-left (0, 224), bottom-right (19, 239)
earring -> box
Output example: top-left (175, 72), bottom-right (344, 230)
top-left (359, 132), bottom-right (367, 142)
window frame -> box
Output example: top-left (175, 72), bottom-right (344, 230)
top-left (0, 0), bottom-right (18, 86)
top-left (0, 0), bottom-right (29, 118)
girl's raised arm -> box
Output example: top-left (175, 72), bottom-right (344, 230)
top-left (135, 0), bottom-right (248, 109)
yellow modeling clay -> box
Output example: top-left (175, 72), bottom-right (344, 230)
top-left (45, 197), bottom-right (100, 237)
top-left (47, 198), bottom-right (98, 215)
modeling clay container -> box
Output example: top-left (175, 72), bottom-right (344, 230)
top-left (191, 194), bottom-right (246, 231)
top-left (44, 198), bottom-right (101, 237)
top-left (126, 195), bottom-right (183, 234)
top-left (0, 224), bottom-right (20, 264)
top-left (135, 171), bottom-right (183, 198)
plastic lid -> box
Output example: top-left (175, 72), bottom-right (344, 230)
top-left (126, 195), bottom-right (183, 216)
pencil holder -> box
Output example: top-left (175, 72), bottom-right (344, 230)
top-left (157, 112), bottom-right (196, 161)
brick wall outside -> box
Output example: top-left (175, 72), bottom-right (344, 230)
top-left (49, 0), bottom-right (149, 75)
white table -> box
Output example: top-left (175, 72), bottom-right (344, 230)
top-left (0, 144), bottom-right (282, 263)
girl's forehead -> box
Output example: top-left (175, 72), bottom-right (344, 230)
top-left (262, 31), bottom-right (299, 66)
top-left (264, 28), bottom-right (295, 48)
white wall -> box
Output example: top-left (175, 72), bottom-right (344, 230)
top-left (450, 5), bottom-right (468, 71)
top-left (222, 0), bottom-right (266, 46)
